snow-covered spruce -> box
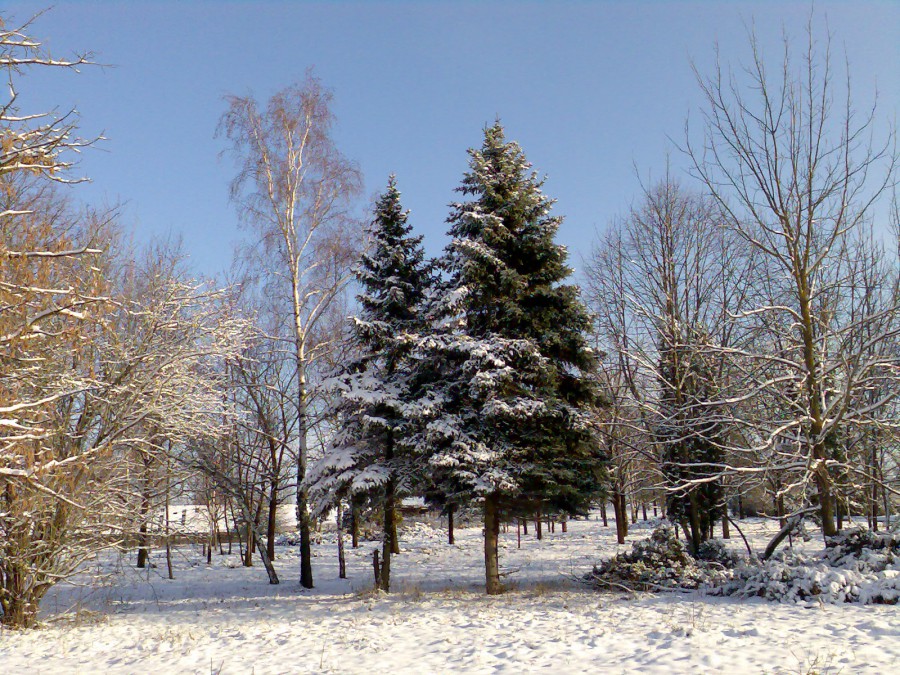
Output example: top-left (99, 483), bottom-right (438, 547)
top-left (409, 122), bottom-right (605, 595)
top-left (307, 176), bottom-right (433, 592)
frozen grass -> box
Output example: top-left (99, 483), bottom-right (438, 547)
top-left (1, 513), bottom-right (897, 673)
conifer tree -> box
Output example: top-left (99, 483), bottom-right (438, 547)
top-left (308, 176), bottom-right (431, 591)
top-left (414, 122), bottom-right (604, 594)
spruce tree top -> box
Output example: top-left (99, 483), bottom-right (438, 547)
top-left (354, 175), bottom-right (430, 355)
top-left (446, 122), bottom-right (594, 377)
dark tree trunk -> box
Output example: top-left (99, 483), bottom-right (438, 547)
top-left (390, 511), bottom-right (400, 555)
top-left (243, 523), bottom-right (254, 567)
top-left (613, 489), bottom-right (628, 544)
top-left (448, 504), bottom-right (455, 545)
top-left (266, 483), bottom-right (278, 562)
top-left (601, 501), bottom-right (608, 527)
top-left (336, 502), bottom-right (346, 580)
top-left (687, 495), bottom-right (702, 556)
top-left (641, 502), bottom-right (648, 521)
top-left (380, 476), bottom-right (396, 591)
top-left (297, 378), bottom-right (314, 589)
top-left (136, 487), bottom-right (151, 569)
top-left (372, 549), bottom-right (380, 586)
top-left (871, 476), bottom-right (880, 532)
top-left (351, 502), bottom-right (359, 548)
top-left (722, 514), bottom-right (730, 540)
top-left (484, 493), bottom-right (502, 595)
top-left (222, 506), bottom-right (231, 554)
top-left (521, 517), bottom-right (528, 535)
top-left (164, 458), bottom-right (174, 579)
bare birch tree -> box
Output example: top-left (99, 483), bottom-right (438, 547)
top-left (219, 73), bottom-right (363, 588)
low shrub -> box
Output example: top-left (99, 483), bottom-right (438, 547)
top-left (585, 525), bottom-right (729, 591)
top-left (714, 528), bottom-right (900, 605)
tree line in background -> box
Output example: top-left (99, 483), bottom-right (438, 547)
top-left (1, 12), bottom-right (897, 628)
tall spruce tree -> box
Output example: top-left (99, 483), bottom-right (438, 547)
top-left (413, 122), bottom-right (604, 594)
top-left (308, 176), bottom-right (431, 591)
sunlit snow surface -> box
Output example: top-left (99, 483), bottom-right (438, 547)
top-left (2, 515), bottom-right (897, 673)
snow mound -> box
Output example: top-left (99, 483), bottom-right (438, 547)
top-left (715, 528), bottom-right (900, 605)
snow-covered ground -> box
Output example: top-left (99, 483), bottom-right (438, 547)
top-left (1, 514), bottom-right (897, 673)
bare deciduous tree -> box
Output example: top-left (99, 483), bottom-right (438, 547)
top-left (219, 72), bottom-right (363, 588)
top-left (687, 24), bottom-right (899, 537)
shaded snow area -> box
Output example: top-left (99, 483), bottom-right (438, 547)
top-left (2, 515), bottom-right (898, 673)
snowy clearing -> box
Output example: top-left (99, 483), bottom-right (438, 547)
top-left (1, 514), bottom-right (898, 674)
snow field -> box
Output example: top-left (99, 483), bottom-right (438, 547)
top-left (1, 514), bottom-right (897, 673)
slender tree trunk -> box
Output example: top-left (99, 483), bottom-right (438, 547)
top-left (448, 504), bottom-right (455, 545)
top-left (642, 502), bottom-right (648, 521)
top-left (522, 517), bottom-right (528, 535)
top-left (297, 368), bottom-right (314, 588)
top-left (535, 510), bottom-right (543, 541)
top-left (484, 493), bottom-right (502, 595)
top-left (165, 453), bottom-right (174, 580)
top-left (380, 477), bottom-right (395, 592)
top-left (222, 505), bottom-right (230, 555)
top-left (243, 523), bottom-right (254, 567)
top-left (612, 489), bottom-right (626, 544)
top-left (871, 448), bottom-right (880, 531)
top-left (136, 485), bottom-right (151, 569)
top-left (687, 494), bottom-right (702, 556)
top-left (722, 514), bottom-right (730, 540)
top-left (267, 481), bottom-right (278, 562)
top-left (816, 467), bottom-right (837, 537)
top-left (390, 511), bottom-right (400, 555)
top-left (336, 502), bottom-right (346, 580)
top-left (236, 497), bottom-right (279, 584)
top-left (351, 502), bottom-right (359, 549)
top-left (601, 501), bottom-right (608, 527)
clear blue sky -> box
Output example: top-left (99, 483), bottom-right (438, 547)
top-left (6, 1), bottom-right (899, 278)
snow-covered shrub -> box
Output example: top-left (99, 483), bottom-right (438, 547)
top-left (697, 538), bottom-right (741, 569)
top-left (715, 528), bottom-right (900, 605)
top-left (585, 525), bottom-right (728, 591)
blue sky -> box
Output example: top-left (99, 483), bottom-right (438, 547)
top-left (6, 1), bottom-right (899, 278)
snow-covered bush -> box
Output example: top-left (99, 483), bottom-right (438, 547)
top-left (585, 525), bottom-right (729, 591)
top-left (697, 538), bottom-right (741, 569)
top-left (715, 528), bottom-right (900, 605)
